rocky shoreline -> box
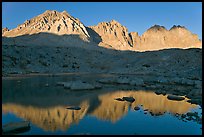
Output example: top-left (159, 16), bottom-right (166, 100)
top-left (2, 72), bottom-right (202, 107)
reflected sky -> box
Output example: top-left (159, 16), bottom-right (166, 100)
top-left (2, 76), bottom-right (202, 135)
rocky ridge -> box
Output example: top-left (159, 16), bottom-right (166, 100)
top-left (2, 10), bottom-right (202, 51)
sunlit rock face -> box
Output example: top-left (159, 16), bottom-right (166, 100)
top-left (2, 90), bottom-right (197, 131)
top-left (136, 25), bottom-right (202, 51)
top-left (89, 20), bottom-right (134, 50)
top-left (90, 23), bottom-right (202, 51)
top-left (2, 10), bottom-right (90, 39)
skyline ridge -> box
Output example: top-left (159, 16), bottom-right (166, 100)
top-left (2, 10), bottom-right (201, 39)
top-left (2, 2), bottom-right (202, 39)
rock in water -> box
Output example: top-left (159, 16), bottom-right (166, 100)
top-left (70, 80), bottom-right (95, 90)
top-left (167, 94), bottom-right (185, 101)
top-left (2, 121), bottom-right (30, 134)
top-left (66, 106), bottom-right (81, 110)
top-left (122, 97), bottom-right (135, 103)
top-left (114, 98), bottom-right (125, 101)
top-left (134, 106), bottom-right (140, 111)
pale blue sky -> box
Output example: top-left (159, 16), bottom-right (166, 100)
top-left (2, 2), bottom-right (202, 39)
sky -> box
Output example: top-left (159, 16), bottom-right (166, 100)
top-left (2, 2), bottom-right (202, 39)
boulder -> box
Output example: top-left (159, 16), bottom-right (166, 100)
top-left (167, 94), bottom-right (185, 101)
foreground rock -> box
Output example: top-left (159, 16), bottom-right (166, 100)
top-left (167, 94), bottom-right (185, 101)
top-left (2, 121), bottom-right (30, 134)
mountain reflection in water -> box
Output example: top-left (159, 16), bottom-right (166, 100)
top-left (2, 86), bottom-right (198, 132)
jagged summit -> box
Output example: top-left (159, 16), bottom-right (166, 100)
top-left (2, 27), bottom-right (9, 34)
top-left (93, 19), bottom-right (123, 28)
top-left (2, 10), bottom-right (90, 38)
top-left (147, 24), bottom-right (167, 31)
top-left (89, 19), bottom-right (132, 50)
top-left (170, 25), bottom-right (187, 30)
top-left (109, 20), bottom-right (120, 25)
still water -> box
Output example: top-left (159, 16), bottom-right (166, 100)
top-left (2, 75), bottom-right (202, 135)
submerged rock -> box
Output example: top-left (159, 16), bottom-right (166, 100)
top-left (122, 96), bottom-right (135, 103)
top-left (167, 94), bottom-right (185, 101)
top-left (2, 121), bottom-right (30, 134)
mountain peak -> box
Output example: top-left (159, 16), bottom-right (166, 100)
top-left (2, 27), bottom-right (9, 34)
top-left (44, 10), bottom-right (58, 14)
top-left (110, 19), bottom-right (119, 24)
top-left (147, 24), bottom-right (167, 31)
top-left (61, 10), bottom-right (70, 16)
top-left (170, 25), bottom-right (186, 30)
top-left (3, 10), bottom-right (90, 38)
